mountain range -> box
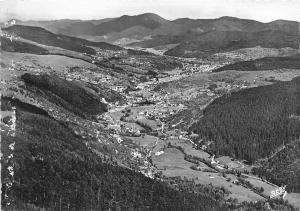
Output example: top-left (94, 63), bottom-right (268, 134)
top-left (2, 25), bottom-right (123, 55)
top-left (11, 13), bottom-right (299, 57)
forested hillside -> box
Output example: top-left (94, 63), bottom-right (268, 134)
top-left (252, 140), bottom-right (300, 193)
top-left (21, 73), bottom-right (108, 117)
top-left (213, 56), bottom-right (300, 72)
top-left (1, 37), bottom-right (49, 54)
top-left (2, 96), bottom-right (296, 210)
top-left (164, 30), bottom-right (299, 57)
top-left (1, 97), bottom-right (228, 210)
top-left (190, 77), bottom-right (300, 163)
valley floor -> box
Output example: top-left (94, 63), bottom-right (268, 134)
top-left (101, 71), bottom-right (300, 205)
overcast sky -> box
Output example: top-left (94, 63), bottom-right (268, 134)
top-left (1, 0), bottom-right (300, 22)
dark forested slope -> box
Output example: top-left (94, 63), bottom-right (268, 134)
top-left (164, 30), bottom-right (300, 57)
top-left (1, 97), bottom-right (229, 211)
top-left (190, 77), bottom-right (300, 163)
top-left (252, 140), bottom-right (300, 193)
top-left (213, 56), bottom-right (300, 72)
top-left (1, 37), bottom-right (49, 54)
top-left (189, 77), bottom-right (300, 192)
top-left (21, 73), bottom-right (107, 116)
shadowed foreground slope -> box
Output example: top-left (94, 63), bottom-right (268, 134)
top-left (21, 73), bottom-right (108, 117)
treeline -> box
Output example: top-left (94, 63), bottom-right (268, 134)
top-left (190, 77), bottom-right (300, 163)
top-left (213, 56), bottom-right (300, 72)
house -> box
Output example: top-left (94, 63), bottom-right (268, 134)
top-left (232, 180), bottom-right (240, 185)
top-left (201, 145), bottom-right (207, 150)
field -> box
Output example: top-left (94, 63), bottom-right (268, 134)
top-left (106, 110), bottom-right (144, 131)
top-left (120, 124), bottom-right (274, 203)
top-left (125, 134), bottom-right (163, 147)
top-left (244, 177), bottom-right (277, 196)
top-left (167, 137), bottom-right (211, 160)
top-left (215, 156), bottom-right (251, 171)
top-left (152, 147), bottom-right (264, 202)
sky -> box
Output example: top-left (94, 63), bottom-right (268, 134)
top-left (1, 0), bottom-right (300, 22)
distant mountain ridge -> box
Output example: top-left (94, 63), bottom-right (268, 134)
top-left (164, 30), bottom-right (300, 57)
top-left (13, 14), bottom-right (299, 39)
top-left (6, 13), bottom-right (300, 57)
top-left (2, 25), bottom-right (123, 54)
top-left (14, 13), bottom-right (167, 38)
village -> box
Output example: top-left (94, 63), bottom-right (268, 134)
top-left (80, 64), bottom-right (287, 202)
